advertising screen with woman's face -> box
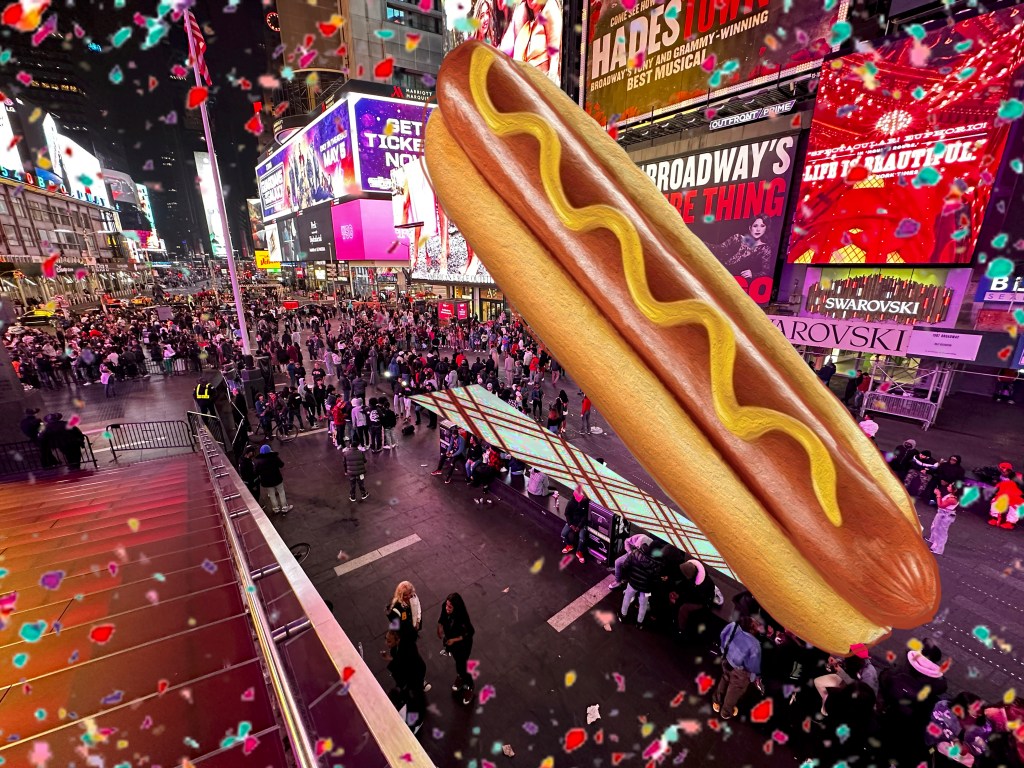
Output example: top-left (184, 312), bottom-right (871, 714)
top-left (637, 131), bottom-right (800, 305)
top-left (442, 0), bottom-right (562, 84)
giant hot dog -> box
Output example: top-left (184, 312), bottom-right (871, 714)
top-left (424, 42), bottom-right (940, 653)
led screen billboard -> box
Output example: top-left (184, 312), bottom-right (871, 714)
top-left (638, 131), bottom-right (799, 304)
top-left (332, 198), bottom-right (409, 262)
top-left (349, 95), bottom-right (435, 193)
top-left (296, 204), bottom-right (334, 261)
top-left (788, 8), bottom-right (1024, 265)
top-left (442, 0), bottom-right (562, 84)
top-left (256, 100), bottom-right (356, 220)
top-left (585, 0), bottom-right (840, 126)
top-left (194, 152), bottom-right (227, 257)
top-left (255, 92), bottom-right (434, 220)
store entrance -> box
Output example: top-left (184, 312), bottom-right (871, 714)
top-left (480, 299), bottom-right (505, 322)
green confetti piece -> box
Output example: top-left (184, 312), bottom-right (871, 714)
top-left (1013, 308), bottom-right (1024, 325)
top-left (373, 29), bottom-right (396, 40)
top-left (992, 233), bottom-right (1009, 249)
top-left (101, 430), bottom-right (113, 440)
top-left (956, 67), bottom-right (976, 81)
top-left (1011, 158), bottom-right (1023, 174)
top-left (13, 652), bottom-right (28, 668)
top-left (709, 71), bottom-right (723, 88)
top-left (912, 166), bottom-right (941, 187)
top-left (960, 486), bottom-right (980, 506)
top-left (721, 59), bottom-right (739, 74)
top-left (0, 568), bottom-right (7, 578)
top-left (830, 20), bottom-right (852, 46)
top-left (115, 0), bottom-right (126, 7)
top-left (912, 86), bottom-right (926, 100)
top-left (905, 23), bottom-right (926, 40)
top-left (824, 0), bottom-right (837, 9)
top-left (954, 39), bottom-right (973, 52)
top-left (986, 257), bottom-right (1014, 278)
top-left (35, 709), bottom-right (46, 720)
top-left (998, 99), bottom-right (1024, 120)
top-left (0, 49), bottom-right (10, 65)
top-left (973, 625), bottom-right (992, 646)
top-left (108, 66), bottom-right (123, 85)
top-left (703, 214), bottom-right (716, 223)
top-left (19, 620), bottom-right (46, 643)
top-left (111, 26), bottom-right (132, 48)
top-left (932, 141), bottom-right (945, 155)
top-left (951, 227), bottom-right (969, 242)
top-left (664, 3), bottom-right (678, 18)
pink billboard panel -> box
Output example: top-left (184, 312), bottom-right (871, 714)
top-left (331, 198), bottom-right (409, 262)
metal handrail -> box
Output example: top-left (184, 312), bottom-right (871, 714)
top-left (194, 427), bottom-right (321, 768)
top-left (193, 425), bottom-right (435, 768)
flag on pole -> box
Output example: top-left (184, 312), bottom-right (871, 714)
top-left (185, 10), bottom-right (212, 86)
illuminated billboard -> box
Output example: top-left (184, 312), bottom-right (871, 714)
top-left (442, 0), bottom-right (562, 84)
top-left (332, 199), bottom-right (409, 262)
top-left (638, 131), bottom-right (799, 305)
top-left (194, 151), bottom-right (227, 257)
top-left (584, 0), bottom-right (841, 126)
top-left (255, 91), bottom-right (435, 221)
top-left (799, 267), bottom-right (972, 328)
top-left (788, 8), bottom-right (1024, 265)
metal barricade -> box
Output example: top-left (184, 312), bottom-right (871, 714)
top-left (0, 435), bottom-right (98, 477)
top-left (104, 420), bottom-right (196, 461)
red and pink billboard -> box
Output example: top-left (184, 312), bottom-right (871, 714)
top-left (331, 198), bottom-right (409, 262)
top-left (788, 8), bottom-right (1024, 265)
top-left (438, 300), bottom-right (470, 321)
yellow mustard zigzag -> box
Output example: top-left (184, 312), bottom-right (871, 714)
top-left (466, 47), bottom-right (843, 527)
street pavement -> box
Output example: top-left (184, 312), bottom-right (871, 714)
top-left (36, 333), bottom-right (1024, 768)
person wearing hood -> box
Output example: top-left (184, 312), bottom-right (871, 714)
top-left (711, 614), bottom-right (764, 720)
top-left (350, 397), bottom-right (368, 450)
top-left (618, 539), bottom-right (662, 628)
top-left (888, 438), bottom-right (918, 480)
top-left (670, 559), bottom-right (719, 637)
top-left (254, 444), bottom-right (292, 514)
top-left (922, 454), bottom-right (965, 502)
top-left (610, 533), bottom-right (655, 590)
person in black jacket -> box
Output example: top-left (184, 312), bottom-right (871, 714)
top-left (887, 438), bottom-right (917, 481)
top-left (382, 630), bottom-right (428, 733)
top-left (254, 445), bottom-right (292, 513)
top-left (238, 444), bottom-right (260, 502)
top-left (560, 484), bottom-right (590, 563)
top-left (20, 408), bottom-right (42, 443)
top-left (437, 592), bottom-right (475, 705)
top-left (921, 454), bottom-right (965, 503)
top-left (618, 540), bottom-right (662, 628)
top-left (670, 559), bottom-right (718, 637)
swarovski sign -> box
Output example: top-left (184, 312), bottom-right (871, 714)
top-left (768, 316), bottom-right (912, 356)
top-left (822, 298), bottom-right (921, 315)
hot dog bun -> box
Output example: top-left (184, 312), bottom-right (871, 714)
top-left (424, 42), bottom-right (940, 653)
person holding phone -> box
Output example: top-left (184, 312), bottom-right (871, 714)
top-left (342, 441), bottom-right (369, 501)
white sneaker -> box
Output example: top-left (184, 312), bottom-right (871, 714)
top-left (384, 445), bottom-right (392, 450)
top-left (281, 505), bottom-right (293, 512)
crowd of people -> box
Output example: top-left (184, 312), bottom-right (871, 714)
top-left (11, 288), bottom-right (1023, 765)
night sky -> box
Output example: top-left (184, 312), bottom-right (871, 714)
top-left (0, 0), bottom-right (279, 256)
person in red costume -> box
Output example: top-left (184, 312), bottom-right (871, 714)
top-left (988, 463), bottom-right (1023, 530)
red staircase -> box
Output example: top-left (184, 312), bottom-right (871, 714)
top-left (0, 455), bottom-right (289, 766)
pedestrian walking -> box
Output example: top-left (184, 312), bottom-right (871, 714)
top-left (580, 393), bottom-right (592, 435)
top-left (437, 592), bottom-right (475, 705)
top-left (617, 537), bottom-right (662, 628)
top-left (342, 442), bottom-right (369, 501)
top-left (927, 487), bottom-right (959, 555)
top-left (254, 444), bottom-right (292, 513)
top-left (711, 615), bottom-right (763, 720)
top-left (382, 630), bottom-right (428, 733)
